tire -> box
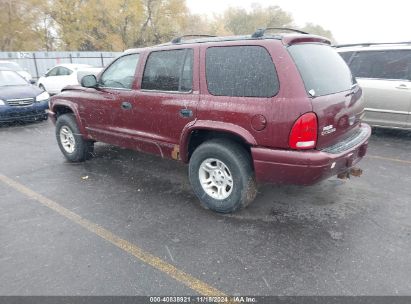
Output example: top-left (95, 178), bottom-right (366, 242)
top-left (189, 139), bottom-right (257, 213)
top-left (55, 114), bottom-right (94, 162)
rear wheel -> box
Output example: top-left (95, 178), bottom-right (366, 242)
top-left (56, 114), bottom-right (94, 162)
top-left (189, 139), bottom-right (257, 213)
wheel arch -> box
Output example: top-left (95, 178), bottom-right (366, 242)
top-left (180, 121), bottom-right (257, 163)
top-left (52, 101), bottom-right (89, 138)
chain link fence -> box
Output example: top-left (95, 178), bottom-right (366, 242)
top-left (0, 51), bottom-right (122, 80)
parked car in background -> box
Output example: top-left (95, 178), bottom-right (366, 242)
top-left (0, 68), bottom-right (49, 123)
top-left (37, 64), bottom-right (102, 95)
top-left (337, 42), bottom-right (411, 129)
top-left (0, 61), bottom-right (33, 82)
top-left (49, 29), bottom-right (371, 213)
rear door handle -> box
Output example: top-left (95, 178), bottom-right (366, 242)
top-left (121, 101), bottom-right (132, 110)
top-left (180, 108), bottom-right (193, 118)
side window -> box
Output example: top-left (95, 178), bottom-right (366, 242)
top-left (100, 53), bottom-right (140, 89)
top-left (206, 46), bottom-right (279, 97)
top-left (58, 67), bottom-right (72, 76)
top-left (46, 67), bottom-right (59, 77)
top-left (141, 49), bottom-right (193, 92)
top-left (350, 50), bottom-right (411, 80)
top-left (339, 51), bottom-right (354, 64)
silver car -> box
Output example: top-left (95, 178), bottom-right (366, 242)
top-left (337, 43), bottom-right (411, 129)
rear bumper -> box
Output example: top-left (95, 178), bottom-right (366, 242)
top-left (252, 124), bottom-right (371, 185)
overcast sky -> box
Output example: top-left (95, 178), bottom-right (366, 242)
top-left (186, 0), bottom-right (411, 44)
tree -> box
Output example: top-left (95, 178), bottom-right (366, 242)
top-left (46, 0), bottom-right (86, 50)
top-left (301, 22), bottom-right (335, 42)
top-left (116, 0), bottom-right (145, 49)
top-left (133, 0), bottom-right (189, 47)
top-left (47, 0), bottom-right (189, 50)
top-left (0, 0), bottom-right (44, 51)
top-left (45, 0), bottom-right (144, 51)
top-left (217, 4), bottom-right (293, 36)
top-left (0, 1), bottom-right (336, 51)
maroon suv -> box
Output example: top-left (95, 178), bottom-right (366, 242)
top-left (49, 28), bottom-right (371, 213)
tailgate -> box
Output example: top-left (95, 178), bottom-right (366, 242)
top-left (311, 86), bottom-right (365, 149)
top-left (287, 43), bottom-right (365, 149)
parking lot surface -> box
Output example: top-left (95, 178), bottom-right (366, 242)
top-left (0, 121), bottom-right (410, 296)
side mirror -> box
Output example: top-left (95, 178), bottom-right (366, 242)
top-left (81, 74), bottom-right (98, 88)
top-left (29, 79), bottom-right (36, 85)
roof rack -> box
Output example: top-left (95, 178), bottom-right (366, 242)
top-left (171, 35), bottom-right (217, 44)
top-left (252, 27), bottom-right (308, 38)
top-left (335, 41), bottom-right (411, 48)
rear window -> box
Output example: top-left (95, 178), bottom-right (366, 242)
top-left (288, 44), bottom-right (353, 97)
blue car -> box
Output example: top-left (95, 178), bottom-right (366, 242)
top-left (0, 68), bottom-right (49, 123)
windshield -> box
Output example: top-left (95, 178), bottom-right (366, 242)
top-left (0, 70), bottom-right (28, 86)
top-left (0, 62), bottom-right (21, 71)
top-left (288, 43), bottom-right (354, 97)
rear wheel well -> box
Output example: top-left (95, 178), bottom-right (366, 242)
top-left (187, 130), bottom-right (251, 161)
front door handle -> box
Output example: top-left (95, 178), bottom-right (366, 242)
top-left (121, 101), bottom-right (132, 110)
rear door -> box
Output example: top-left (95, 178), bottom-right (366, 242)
top-left (129, 48), bottom-right (199, 158)
top-left (348, 50), bottom-right (411, 128)
top-left (288, 43), bottom-right (364, 149)
top-left (43, 66), bottom-right (74, 94)
top-left (55, 67), bottom-right (75, 92)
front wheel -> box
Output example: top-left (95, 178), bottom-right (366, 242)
top-left (189, 139), bottom-right (257, 213)
top-left (55, 114), bottom-right (94, 162)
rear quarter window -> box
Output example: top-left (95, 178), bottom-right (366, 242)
top-left (339, 51), bottom-right (354, 64)
top-left (205, 46), bottom-right (279, 98)
top-left (349, 50), bottom-right (411, 80)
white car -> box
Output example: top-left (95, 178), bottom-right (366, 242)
top-left (0, 61), bottom-right (32, 82)
top-left (37, 64), bottom-right (102, 95)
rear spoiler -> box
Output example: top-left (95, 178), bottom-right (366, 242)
top-left (282, 35), bottom-right (331, 46)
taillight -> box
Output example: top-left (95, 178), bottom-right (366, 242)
top-left (289, 112), bottom-right (318, 150)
